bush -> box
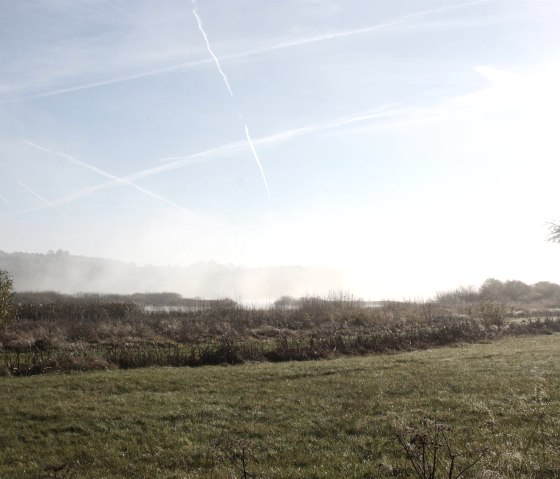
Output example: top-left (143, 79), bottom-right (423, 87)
top-left (0, 269), bottom-right (15, 334)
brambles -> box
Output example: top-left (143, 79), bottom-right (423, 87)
top-left (394, 418), bottom-right (488, 479)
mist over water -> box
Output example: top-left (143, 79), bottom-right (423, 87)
top-left (0, 250), bottom-right (344, 301)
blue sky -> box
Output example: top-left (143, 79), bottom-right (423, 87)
top-left (1, 0), bottom-right (560, 298)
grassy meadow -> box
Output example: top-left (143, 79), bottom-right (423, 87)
top-left (2, 334), bottom-right (560, 478)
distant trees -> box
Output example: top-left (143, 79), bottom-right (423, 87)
top-left (0, 269), bottom-right (15, 332)
top-left (481, 278), bottom-right (544, 303)
top-left (503, 280), bottom-right (532, 302)
top-left (274, 296), bottom-right (301, 309)
top-left (479, 278), bottom-right (505, 301)
top-left (438, 278), bottom-right (560, 307)
top-left (532, 281), bottom-right (560, 303)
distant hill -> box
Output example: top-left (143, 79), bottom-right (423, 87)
top-left (0, 250), bottom-right (342, 300)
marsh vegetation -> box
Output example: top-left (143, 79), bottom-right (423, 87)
top-left (2, 278), bottom-right (560, 376)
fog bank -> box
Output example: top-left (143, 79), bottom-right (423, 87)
top-left (0, 250), bottom-right (343, 301)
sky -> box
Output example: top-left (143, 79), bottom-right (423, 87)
top-left (1, 0), bottom-right (560, 300)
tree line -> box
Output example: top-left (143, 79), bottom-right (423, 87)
top-left (437, 278), bottom-right (560, 306)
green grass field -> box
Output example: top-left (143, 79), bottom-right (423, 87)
top-left (1, 334), bottom-right (560, 478)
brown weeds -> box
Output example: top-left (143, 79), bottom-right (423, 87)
top-left (1, 294), bottom-right (559, 375)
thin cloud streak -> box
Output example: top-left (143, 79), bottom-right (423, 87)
top-left (0, 59), bottom-right (209, 106)
top-left (191, 3), bottom-right (271, 197)
top-left (22, 141), bottom-right (191, 214)
top-left (18, 181), bottom-right (65, 215)
top-left (157, 102), bottom-right (410, 162)
top-left (3, 103), bottom-right (415, 217)
top-left (0, 0), bottom-right (492, 104)
top-left (11, 141), bottom-right (251, 215)
top-left (159, 139), bottom-right (247, 163)
top-left (0, 193), bottom-right (11, 207)
top-left (192, 6), bottom-right (234, 97)
top-left (79, 103), bottom-right (412, 195)
top-left (255, 104), bottom-right (415, 145)
top-left (1, 181), bottom-right (120, 217)
top-left (243, 0), bottom-right (491, 53)
top-left (244, 123), bottom-right (271, 198)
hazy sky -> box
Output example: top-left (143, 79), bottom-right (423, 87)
top-left (1, 0), bottom-right (560, 299)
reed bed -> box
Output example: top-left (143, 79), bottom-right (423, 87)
top-left (2, 294), bottom-right (560, 376)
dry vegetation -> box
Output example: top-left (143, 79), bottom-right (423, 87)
top-left (2, 283), bottom-right (560, 375)
top-left (3, 274), bottom-right (560, 477)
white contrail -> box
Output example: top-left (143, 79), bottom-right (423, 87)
top-left (0, 0), bottom-right (491, 104)
top-left (239, 0), bottom-right (492, 54)
top-left (192, 5), bottom-right (234, 97)
top-left (125, 103), bottom-right (413, 185)
top-left (252, 103), bottom-right (413, 146)
top-left (155, 104), bottom-right (406, 179)
top-left (0, 59), bottom-right (209, 106)
top-left (4, 103), bottom-right (412, 217)
top-left (159, 102), bottom-right (408, 163)
top-left (6, 140), bottom-right (250, 216)
top-left (191, 3), bottom-right (273, 196)
top-left (18, 181), bottom-right (65, 214)
top-left (159, 139), bottom-right (247, 163)
top-left (22, 141), bottom-right (190, 213)
top-left (244, 123), bottom-right (270, 198)
top-left (0, 193), bottom-right (11, 207)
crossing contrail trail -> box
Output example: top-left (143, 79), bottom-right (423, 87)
top-left (3, 103), bottom-right (411, 217)
top-left (159, 102), bottom-right (407, 163)
top-left (0, 104), bottom-right (412, 217)
top-left (240, 123), bottom-right (271, 197)
top-left (191, 2), bottom-right (271, 197)
top-left (192, 5), bottom-right (234, 97)
top-left (159, 138), bottom-right (247, 163)
top-left (246, 0), bottom-right (492, 53)
top-left (0, 58), bottom-right (209, 106)
top-left (0, 0), bottom-right (492, 105)
top-left (18, 181), bottom-right (65, 214)
top-left (22, 141), bottom-right (191, 213)
top-left (243, 122), bottom-right (270, 198)
top-left (0, 193), bottom-right (11, 207)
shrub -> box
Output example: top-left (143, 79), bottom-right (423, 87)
top-left (0, 269), bottom-right (15, 334)
top-left (472, 302), bottom-right (506, 329)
